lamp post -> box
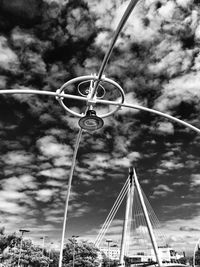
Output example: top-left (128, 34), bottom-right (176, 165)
top-left (106, 239), bottom-right (112, 267)
top-left (47, 242), bottom-right (54, 267)
top-left (40, 236), bottom-right (48, 255)
top-left (17, 229), bottom-right (30, 267)
top-left (71, 235), bottom-right (79, 267)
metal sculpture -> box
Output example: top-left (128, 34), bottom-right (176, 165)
top-left (0, 0), bottom-right (199, 266)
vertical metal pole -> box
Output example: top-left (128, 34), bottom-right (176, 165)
top-left (41, 237), bottom-right (44, 255)
top-left (43, 236), bottom-right (46, 255)
top-left (133, 168), bottom-right (162, 267)
top-left (72, 241), bottom-right (75, 267)
top-left (119, 169), bottom-right (134, 266)
top-left (48, 242), bottom-right (53, 267)
top-left (58, 129), bottom-right (83, 267)
top-left (17, 229), bottom-right (30, 267)
top-left (71, 236), bottom-right (78, 267)
top-left (108, 242), bottom-right (110, 267)
top-left (17, 235), bottom-right (23, 267)
top-left (40, 235), bottom-right (48, 255)
top-left (106, 240), bottom-right (112, 267)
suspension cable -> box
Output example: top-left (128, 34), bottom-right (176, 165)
top-left (95, 178), bottom-right (130, 246)
top-left (142, 188), bottom-right (168, 246)
top-left (95, 180), bottom-right (130, 246)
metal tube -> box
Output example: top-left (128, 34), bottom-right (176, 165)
top-left (98, 0), bottom-right (140, 79)
top-left (119, 169), bottom-right (134, 266)
top-left (133, 168), bottom-right (162, 267)
top-left (17, 230), bottom-right (30, 267)
top-left (106, 239), bottom-right (112, 267)
top-left (41, 236), bottom-right (48, 255)
top-left (58, 129), bottom-right (83, 267)
top-left (17, 237), bottom-right (23, 267)
top-left (90, 0), bottom-right (140, 98)
top-left (72, 242), bottom-right (75, 267)
top-left (71, 236), bottom-right (79, 267)
top-left (1, 89), bottom-right (200, 135)
top-left (95, 99), bottom-right (200, 135)
top-left (0, 89), bottom-right (87, 102)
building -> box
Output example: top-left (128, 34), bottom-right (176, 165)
top-left (126, 246), bottom-right (184, 264)
top-left (100, 246), bottom-right (120, 260)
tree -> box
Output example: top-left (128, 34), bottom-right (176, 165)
top-left (194, 247), bottom-right (200, 266)
top-left (62, 240), bottom-right (101, 267)
top-left (101, 253), bottom-right (118, 267)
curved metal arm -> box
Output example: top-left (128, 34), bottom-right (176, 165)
top-left (90, 0), bottom-right (140, 99)
top-left (95, 99), bottom-right (200, 134)
top-left (1, 89), bottom-right (200, 134)
top-left (97, 0), bottom-right (140, 80)
top-left (0, 89), bottom-right (87, 102)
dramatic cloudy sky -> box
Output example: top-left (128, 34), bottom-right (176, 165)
top-left (0, 0), bottom-right (200, 256)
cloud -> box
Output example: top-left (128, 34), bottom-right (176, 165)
top-left (154, 72), bottom-right (200, 113)
top-left (151, 184), bottom-right (174, 198)
top-left (190, 174), bottom-right (200, 187)
top-left (180, 226), bottom-right (200, 232)
top-left (114, 1), bottom-right (161, 43)
top-left (0, 200), bottom-right (28, 214)
top-left (81, 153), bottom-right (110, 169)
top-left (2, 151), bottom-right (33, 166)
top-left (0, 174), bottom-right (38, 219)
top-left (39, 167), bottom-right (68, 179)
top-left (37, 135), bottom-right (73, 158)
top-left (156, 122), bottom-right (174, 135)
top-left (127, 151), bottom-right (141, 161)
top-left (160, 160), bottom-right (184, 170)
top-left (0, 36), bottom-right (19, 71)
top-left (35, 189), bottom-right (56, 202)
top-left (148, 40), bottom-right (192, 77)
top-left (1, 175), bottom-right (37, 191)
top-left (117, 92), bottom-right (143, 115)
top-left (93, 219), bottom-right (124, 246)
top-left (158, 1), bottom-right (176, 20)
top-left (176, 0), bottom-right (193, 9)
top-left (0, 75), bottom-right (7, 89)
top-left (172, 182), bottom-right (185, 187)
top-left (160, 215), bottom-right (200, 252)
top-left (85, 189), bottom-right (97, 196)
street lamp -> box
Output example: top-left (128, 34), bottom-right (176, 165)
top-left (106, 239), bottom-right (112, 267)
top-left (48, 242), bottom-right (54, 267)
top-left (17, 229), bottom-right (30, 267)
top-left (71, 235), bottom-right (79, 267)
top-left (78, 109), bottom-right (104, 131)
top-left (40, 236), bottom-right (48, 255)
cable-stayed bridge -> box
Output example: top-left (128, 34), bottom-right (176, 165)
top-left (95, 168), bottom-right (186, 267)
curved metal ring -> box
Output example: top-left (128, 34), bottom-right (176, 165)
top-left (56, 75), bottom-right (125, 118)
top-left (78, 80), bottom-right (106, 99)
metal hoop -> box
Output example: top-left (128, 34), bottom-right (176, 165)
top-left (56, 75), bottom-right (125, 118)
top-left (78, 80), bottom-right (106, 98)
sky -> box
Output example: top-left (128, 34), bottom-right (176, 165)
top-left (0, 0), bottom-right (200, 257)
